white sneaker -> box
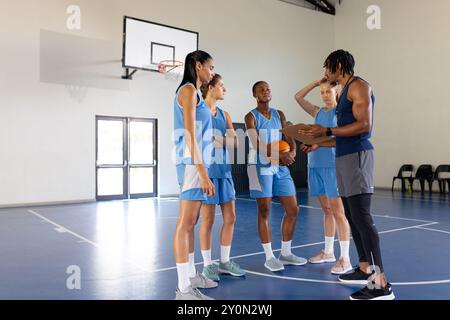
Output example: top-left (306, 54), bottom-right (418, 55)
top-left (279, 254), bottom-right (307, 266)
top-left (331, 257), bottom-right (353, 275)
top-left (190, 271), bottom-right (218, 289)
top-left (264, 257), bottom-right (285, 272)
top-left (308, 250), bottom-right (336, 264)
top-left (175, 286), bottom-right (214, 300)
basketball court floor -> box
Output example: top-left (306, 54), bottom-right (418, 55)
top-left (1, 190), bottom-right (449, 300)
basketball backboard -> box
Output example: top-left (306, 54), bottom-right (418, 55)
top-left (122, 16), bottom-right (198, 79)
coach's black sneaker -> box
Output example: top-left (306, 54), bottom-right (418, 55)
top-left (349, 283), bottom-right (395, 300)
top-left (338, 267), bottom-right (372, 285)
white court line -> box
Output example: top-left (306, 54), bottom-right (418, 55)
top-left (227, 222), bottom-right (438, 261)
top-left (236, 197), bottom-right (438, 224)
top-left (416, 226), bottom-right (450, 235)
top-left (27, 209), bottom-right (435, 275)
top-left (27, 210), bottom-right (154, 274)
top-left (160, 194), bottom-right (450, 205)
top-left (27, 209), bottom-right (219, 274)
top-left (158, 213), bottom-right (222, 220)
top-left (243, 270), bottom-right (341, 285)
top-left (244, 222), bottom-right (450, 287)
top-left (376, 222), bottom-right (438, 235)
top-left (372, 194), bottom-right (450, 205)
top-left (244, 269), bottom-right (450, 286)
top-left (27, 209), bottom-right (450, 286)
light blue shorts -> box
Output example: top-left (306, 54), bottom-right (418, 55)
top-left (203, 178), bottom-right (236, 205)
top-left (308, 167), bottom-right (339, 198)
top-left (176, 164), bottom-right (208, 201)
top-left (248, 165), bottom-right (296, 199)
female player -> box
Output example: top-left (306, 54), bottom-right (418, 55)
top-left (173, 50), bottom-right (217, 300)
top-left (199, 74), bottom-right (246, 281)
top-left (294, 78), bottom-right (352, 274)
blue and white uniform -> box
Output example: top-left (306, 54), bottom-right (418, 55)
top-left (308, 108), bottom-right (339, 198)
top-left (247, 108), bottom-right (296, 199)
top-left (173, 83), bottom-right (213, 201)
top-left (203, 107), bottom-right (236, 205)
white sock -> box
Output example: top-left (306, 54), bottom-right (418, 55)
top-left (324, 237), bottom-right (335, 254)
top-left (188, 252), bottom-right (196, 278)
top-left (176, 262), bottom-right (191, 293)
top-left (339, 240), bottom-right (350, 261)
top-left (201, 249), bottom-right (213, 267)
top-left (262, 242), bottom-right (275, 260)
top-left (220, 245), bottom-right (231, 264)
top-left (281, 240), bottom-right (292, 256)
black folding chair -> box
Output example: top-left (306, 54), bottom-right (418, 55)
top-left (434, 165), bottom-right (450, 194)
top-left (391, 164), bottom-right (414, 192)
top-left (411, 165), bottom-right (434, 193)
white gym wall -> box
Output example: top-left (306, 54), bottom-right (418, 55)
top-left (334, 0), bottom-right (450, 190)
top-left (0, 0), bottom-right (333, 206)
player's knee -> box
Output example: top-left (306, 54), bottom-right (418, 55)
top-left (285, 205), bottom-right (299, 218)
top-left (178, 217), bottom-right (197, 232)
top-left (201, 214), bottom-right (215, 228)
top-left (258, 206), bottom-right (270, 219)
top-left (332, 208), bottom-right (347, 222)
top-left (223, 212), bottom-right (236, 226)
top-left (323, 206), bottom-right (333, 216)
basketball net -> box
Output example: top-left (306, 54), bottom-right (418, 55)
top-left (158, 60), bottom-right (183, 82)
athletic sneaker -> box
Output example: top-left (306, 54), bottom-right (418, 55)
top-left (338, 267), bottom-right (372, 285)
top-left (331, 257), bottom-right (353, 275)
top-left (175, 286), bottom-right (214, 300)
top-left (308, 250), bottom-right (336, 264)
top-left (264, 257), bottom-right (285, 272)
top-left (190, 271), bottom-right (218, 289)
top-left (202, 264), bottom-right (220, 281)
top-left (279, 254), bottom-right (307, 266)
top-left (349, 283), bottom-right (395, 300)
top-left (219, 261), bottom-right (246, 277)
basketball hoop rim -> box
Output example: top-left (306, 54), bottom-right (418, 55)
top-left (158, 60), bottom-right (184, 73)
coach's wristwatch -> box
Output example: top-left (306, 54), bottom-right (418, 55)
top-left (326, 127), bottom-right (333, 136)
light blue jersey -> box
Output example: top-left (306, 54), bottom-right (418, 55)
top-left (173, 83), bottom-right (213, 167)
top-left (208, 107), bottom-right (232, 179)
top-left (247, 107), bottom-right (296, 198)
top-left (173, 83), bottom-right (213, 201)
top-left (308, 108), bottom-right (337, 168)
top-left (248, 108), bottom-right (283, 167)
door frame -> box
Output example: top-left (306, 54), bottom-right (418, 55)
top-left (128, 117), bottom-right (158, 199)
top-left (95, 115), bottom-right (158, 201)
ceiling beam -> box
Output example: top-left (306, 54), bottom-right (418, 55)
top-left (305, 0), bottom-right (336, 15)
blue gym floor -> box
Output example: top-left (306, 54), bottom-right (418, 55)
top-left (1, 190), bottom-right (450, 300)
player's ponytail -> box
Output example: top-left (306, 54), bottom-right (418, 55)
top-left (177, 50), bottom-right (212, 92)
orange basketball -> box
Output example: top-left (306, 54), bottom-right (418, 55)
top-left (277, 140), bottom-right (291, 153)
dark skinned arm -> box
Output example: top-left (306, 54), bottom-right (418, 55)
top-left (299, 80), bottom-right (373, 138)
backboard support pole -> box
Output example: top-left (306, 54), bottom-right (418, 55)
top-left (122, 68), bottom-right (138, 80)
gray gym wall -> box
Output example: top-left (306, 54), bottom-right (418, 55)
top-left (0, 0), bottom-right (333, 206)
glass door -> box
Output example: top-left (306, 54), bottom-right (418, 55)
top-left (129, 119), bottom-right (157, 198)
top-left (96, 117), bottom-right (128, 201)
top-left (96, 116), bottom-right (158, 200)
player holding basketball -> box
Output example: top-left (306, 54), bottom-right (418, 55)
top-left (245, 81), bottom-right (307, 272)
top-left (173, 50), bottom-right (217, 300)
top-left (198, 74), bottom-right (246, 281)
top-left (294, 78), bottom-right (352, 275)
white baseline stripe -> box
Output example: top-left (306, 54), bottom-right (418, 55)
top-left (236, 197), bottom-right (438, 224)
top-left (27, 209), bottom-right (445, 286)
top-left (27, 210), bottom-right (154, 273)
top-left (416, 226), bottom-right (450, 235)
top-left (372, 194), bottom-right (450, 205)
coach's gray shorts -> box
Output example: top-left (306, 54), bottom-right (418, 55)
top-left (335, 150), bottom-right (374, 198)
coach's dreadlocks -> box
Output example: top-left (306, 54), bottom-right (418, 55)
top-left (323, 50), bottom-right (355, 77)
